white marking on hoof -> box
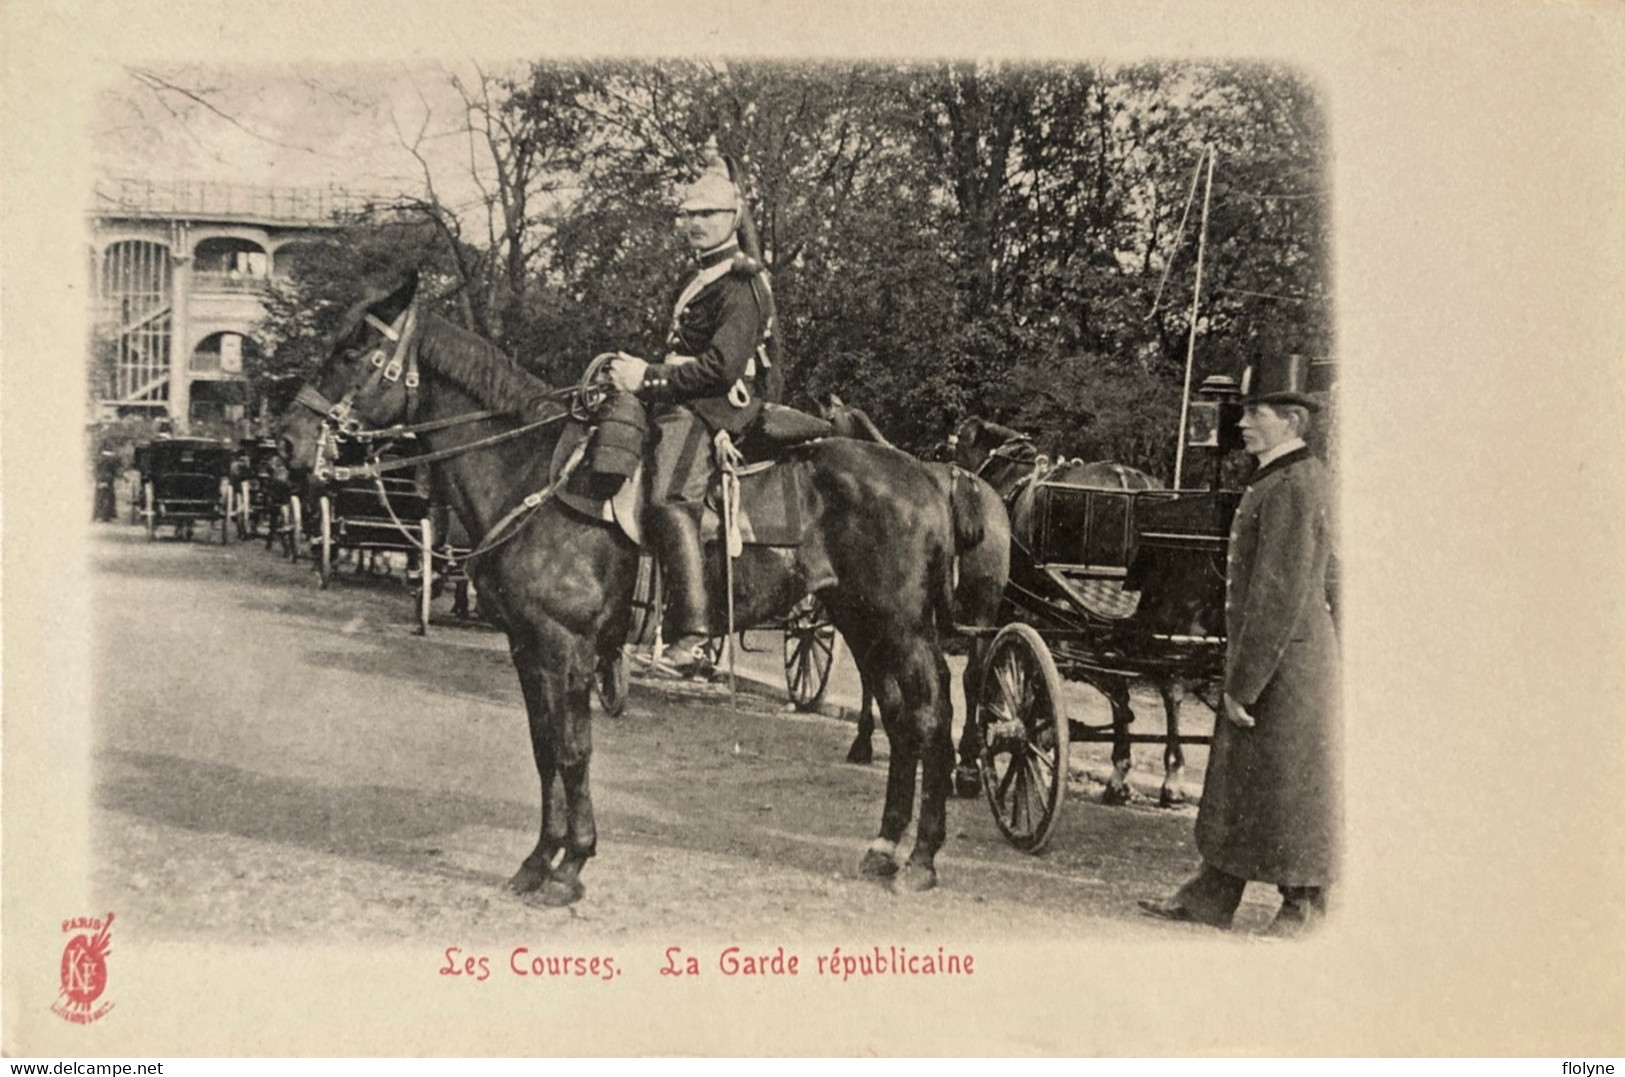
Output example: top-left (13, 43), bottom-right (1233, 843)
top-left (866, 837), bottom-right (898, 858)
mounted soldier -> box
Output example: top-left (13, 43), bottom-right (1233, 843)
top-left (607, 141), bottom-right (789, 674)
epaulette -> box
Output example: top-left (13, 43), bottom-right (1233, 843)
top-left (728, 252), bottom-right (763, 277)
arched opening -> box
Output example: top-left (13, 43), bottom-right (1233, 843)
top-left (190, 330), bottom-right (261, 376)
top-left (193, 237), bottom-right (269, 291)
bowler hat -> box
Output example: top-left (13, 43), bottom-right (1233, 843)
top-left (1240, 353), bottom-right (1322, 411)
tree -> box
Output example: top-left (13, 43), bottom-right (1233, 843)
top-left (248, 216), bottom-right (466, 414)
top-left (241, 59), bottom-right (1330, 470)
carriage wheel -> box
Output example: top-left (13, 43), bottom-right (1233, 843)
top-left (975, 623), bottom-right (1070, 853)
top-left (783, 594), bottom-right (839, 711)
top-left (626, 553), bottom-right (662, 647)
top-left (595, 648), bottom-right (630, 718)
top-left (415, 516), bottom-right (434, 636)
top-left (144, 483), bottom-right (156, 541)
top-left (219, 483), bottom-right (233, 545)
top-left (318, 496), bottom-right (334, 589)
top-left (287, 496), bottom-right (303, 561)
top-left (237, 481), bottom-right (253, 539)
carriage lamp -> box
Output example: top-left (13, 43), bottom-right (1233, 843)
top-left (1186, 375), bottom-right (1243, 454)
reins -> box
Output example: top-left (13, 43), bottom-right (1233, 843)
top-left (304, 321), bottom-right (620, 570)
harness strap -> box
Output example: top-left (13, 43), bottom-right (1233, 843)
top-left (461, 440), bottom-right (589, 565)
top-left (320, 411), bottom-right (571, 483)
top-left (350, 408), bottom-right (507, 442)
top-left (295, 384), bottom-right (338, 416)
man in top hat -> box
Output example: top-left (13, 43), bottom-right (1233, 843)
top-left (607, 145), bottom-right (778, 674)
top-left (1140, 353), bottom-right (1341, 937)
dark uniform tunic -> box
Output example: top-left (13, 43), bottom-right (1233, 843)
top-left (638, 240), bottom-right (770, 503)
top-left (1197, 445), bottom-right (1341, 887)
top-left (639, 242), bottom-right (768, 434)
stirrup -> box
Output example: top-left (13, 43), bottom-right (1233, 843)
top-left (665, 635), bottom-right (714, 678)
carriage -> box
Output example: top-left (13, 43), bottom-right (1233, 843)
top-left (962, 378), bottom-right (1250, 853)
top-left (231, 437), bottom-right (286, 541)
top-left (312, 437), bottom-right (436, 633)
top-left (132, 437), bottom-right (235, 544)
top-left (623, 553), bottom-right (842, 712)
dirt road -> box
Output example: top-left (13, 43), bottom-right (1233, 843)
top-left (90, 523), bottom-right (1285, 946)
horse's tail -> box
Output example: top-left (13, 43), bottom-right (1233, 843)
top-left (948, 465), bottom-right (986, 553)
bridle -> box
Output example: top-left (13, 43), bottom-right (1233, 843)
top-left (950, 424), bottom-right (1038, 482)
top-left (292, 312), bottom-right (621, 563)
top-left (294, 307), bottom-right (424, 440)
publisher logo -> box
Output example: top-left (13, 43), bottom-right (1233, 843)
top-left (52, 912), bottom-right (114, 1025)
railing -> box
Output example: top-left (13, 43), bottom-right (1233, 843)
top-left (190, 270), bottom-right (271, 293)
top-left (93, 177), bottom-right (378, 224)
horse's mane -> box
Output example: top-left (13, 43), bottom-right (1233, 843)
top-left (417, 314), bottom-right (558, 414)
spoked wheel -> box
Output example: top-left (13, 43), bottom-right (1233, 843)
top-left (595, 647), bottom-right (630, 717)
top-left (975, 623), bottom-right (1070, 853)
top-left (626, 554), bottom-right (662, 648)
top-left (237, 482), bottom-right (253, 539)
top-left (219, 483), bottom-right (232, 545)
top-left (318, 495), bottom-right (334, 589)
top-left (783, 594), bottom-right (838, 712)
top-left (143, 483), bottom-right (156, 541)
top-left (691, 633), bottom-right (730, 678)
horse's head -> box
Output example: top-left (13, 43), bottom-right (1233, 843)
top-left (278, 272), bottom-right (420, 473)
top-left (949, 416), bottom-right (1030, 474)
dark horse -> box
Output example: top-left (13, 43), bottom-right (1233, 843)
top-left (951, 416), bottom-right (1194, 807)
top-left (817, 395), bottom-right (1011, 795)
top-left (280, 276), bottom-right (974, 900)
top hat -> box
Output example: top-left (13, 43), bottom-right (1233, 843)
top-left (1239, 353), bottom-right (1323, 411)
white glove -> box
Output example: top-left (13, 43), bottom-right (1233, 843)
top-left (608, 352), bottom-right (648, 392)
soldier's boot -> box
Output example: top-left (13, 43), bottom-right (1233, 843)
top-left (647, 503), bottom-right (713, 677)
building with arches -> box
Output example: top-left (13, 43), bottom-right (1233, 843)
top-left (89, 177), bottom-right (367, 431)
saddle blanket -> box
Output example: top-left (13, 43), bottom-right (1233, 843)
top-left (702, 460), bottom-right (805, 548)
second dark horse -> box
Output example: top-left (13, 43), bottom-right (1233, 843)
top-left (280, 275), bottom-right (981, 900)
top-left (952, 416), bottom-right (1196, 807)
top-left (817, 395), bottom-right (1011, 797)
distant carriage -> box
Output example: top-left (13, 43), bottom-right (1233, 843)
top-left (623, 554), bottom-right (841, 712)
top-left (132, 437), bottom-right (235, 544)
top-left (231, 437), bottom-right (286, 541)
top-left (310, 437), bottom-right (436, 634)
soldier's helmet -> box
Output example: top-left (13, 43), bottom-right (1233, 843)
top-left (677, 137), bottom-right (740, 215)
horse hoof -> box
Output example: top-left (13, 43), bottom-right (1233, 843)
top-left (845, 741), bottom-right (874, 766)
top-left (893, 863), bottom-right (938, 893)
top-left (524, 877), bottom-right (585, 908)
top-left (858, 849), bottom-right (899, 878)
top-left (1101, 783), bottom-right (1134, 807)
top-left (1159, 786), bottom-right (1187, 808)
top-left (506, 864), bottom-right (551, 894)
top-left (952, 765), bottom-right (982, 799)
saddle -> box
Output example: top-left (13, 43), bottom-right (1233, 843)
top-left (547, 401), bottom-right (833, 550)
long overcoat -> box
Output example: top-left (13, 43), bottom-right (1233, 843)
top-left (1197, 446), bottom-right (1341, 886)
